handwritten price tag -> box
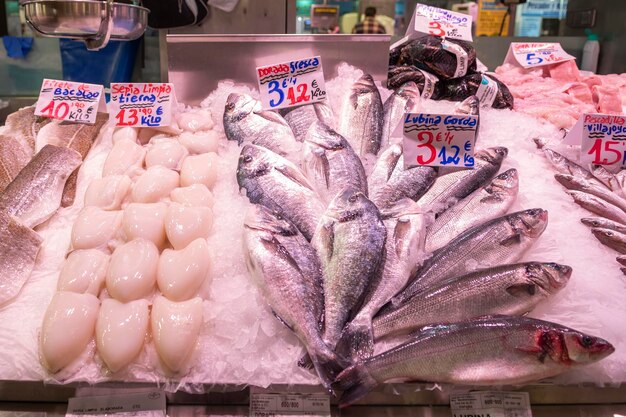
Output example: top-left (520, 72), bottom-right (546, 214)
top-left (505, 42), bottom-right (575, 69)
top-left (450, 391), bottom-right (532, 417)
top-left (109, 83), bottom-right (177, 127)
top-left (256, 56), bottom-right (327, 111)
top-left (249, 390), bottom-right (330, 417)
top-left (403, 113), bottom-right (477, 168)
top-left (35, 79), bottom-right (105, 124)
top-left (574, 114), bottom-right (626, 167)
top-left (413, 3), bottom-right (473, 41)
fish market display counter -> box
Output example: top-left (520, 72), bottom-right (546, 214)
top-left (0, 34), bottom-right (624, 416)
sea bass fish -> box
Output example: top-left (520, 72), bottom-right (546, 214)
top-left (368, 144), bottom-right (437, 210)
top-left (223, 93), bottom-right (299, 155)
top-left (243, 205), bottom-right (344, 390)
top-left (237, 144), bottom-right (325, 241)
top-left (392, 208), bottom-right (548, 305)
top-left (0, 145), bottom-right (82, 227)
top-left (373, 262), bottom-right (570, 340)
top-left (280, 102), bottom-right (335, 141)
top-left (334, 316), bottom-right (614, 408)
top-left (568, 191), bottom-right (626, 225)
top-left (336, 199), bottom-right (427, 360)
top-left (381, 82), bottom-right (421, 147)
top-left (0, 210), bottom-right (43, 306)
top-left (302, 121), bottom-right (368, 202)
top-left (581, 217), bottom-right (626, 233)
top-left (418, 147), bottom-right (508, 215)
top-left (555, 174), bottom-right (626, 213)
top-left (338, 74), bottom-right (384, 156)
top-left (591, 228), bottom-right (626, 254)
top-left (425, 168), bottom-right (519, 253)
top-left (312, 187), bottom-right (387, 350)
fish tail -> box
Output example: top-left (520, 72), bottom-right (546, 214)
top-left (310, 347), bottom-right (351, 395)
top-left (335, 317), bottom-right (375, 361)
top-left (333, 363), bottom-right (378, 408)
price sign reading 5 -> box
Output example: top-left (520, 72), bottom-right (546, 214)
top-left (257, 55), bottom-right (326, 111)
top-left (525, 53), bottom-right (543, 66)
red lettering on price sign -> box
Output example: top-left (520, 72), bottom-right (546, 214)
top-left (579, 114), bottom-right (626, 167)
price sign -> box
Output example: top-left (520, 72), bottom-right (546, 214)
top-left (450, 391), bottom-right (532, 417)
top-left (504, 42), bottom-right (575, 69)
top-left (413, 3), bottom-right (473, 41)
top-left (66, 390), bottom-right (166, 417)
top-left (109, 83), bottom-right (177, 127)
top-left (572, 114), bottom-right (626, 167)
top-left (249, 390), bottom-right (330, 417)
top-left (35, 79), bottom-right (105, 124)
top-left (256, 56), bottom-right (327, 111)
top-left (403, 113), bottom-right (477, 168)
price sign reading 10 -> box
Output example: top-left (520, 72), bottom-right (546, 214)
top-left (256, 56), bottom-right (327, 111)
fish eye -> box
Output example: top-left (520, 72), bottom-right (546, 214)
top-left (581, 335), bottom-right (594, 347)
top-left (348, 194), bottom-right (358, 203)
top-left (226, 103), bottom-right (235, 111)
top-left (243, 155), bottom-right (253, 163)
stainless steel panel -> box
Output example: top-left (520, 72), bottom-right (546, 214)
top-left (166, 34), bottom-right (391, 106)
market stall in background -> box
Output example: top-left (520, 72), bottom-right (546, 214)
top-left (0, 0), bottom-right (625, 416)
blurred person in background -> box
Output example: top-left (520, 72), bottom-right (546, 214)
top-left (352, 6), bottom-right (386, 34)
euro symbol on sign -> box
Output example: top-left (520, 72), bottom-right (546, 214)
top-left (312, 80), bottom-right (318, 89)
top-left (464, 140), bottom-right (472, 151)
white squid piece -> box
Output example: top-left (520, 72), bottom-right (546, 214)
top-left (151, 296), bottom-right (203, 373)
top-left (112, 127), bottom-right (138, 144)
top-left (178, 131), bottom-right (219, 155)
top-left (57, 249), bottom-right (109, 296)
top-left (96, 298), bottom-right (149, 373)
top-left (106, 238), bottom-right (159, 302)
top-left (145, 138), bottom-right (189, 171)
top-left (40, 292), bottom-right (100, 373)
top-left (130, 166), bottom-right (180, 203)
top-left (179, 153), bottom-right (218, 189)
top-left (176, 109), bottom-right (214, 132)
top-left (157, 238), bottom-right (210, 301)
top-left (165, 203), bottom-right (213, 249)
top-left (122, 202), bottom-right (168, 249)
top-left (170, 184), bottom-right (214, 208)
top-left (102, 138), bottom-right (146, 177)
top-left (84, 175), bottom-right (132, 210)
top-left (71, 207), bottom-right (122, 251)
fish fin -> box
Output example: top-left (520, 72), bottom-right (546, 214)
top-left (393, 217), bottom-right (412, 257)
top-left (271, 310), bottom-right (294, 332)
top-left (256, 110), bottom-right (290, 127)
top-left (335, 318), bottom-right (375, 362)
top-left (275, 164), bottom-right (316, 191)
top-left (259, 236), bottom-right (304, 276)
top-left (310, 149), bottom-right (331, 190)
top-left (500, 233), bottom-right (522, 247)
top-left (332, 363), bottom-right (378, 408)
top-left (310, 347), bottom-right (351, 395)
top-left (506, 283), bottom-right (537, 297)
top-left (317, 221), bottom-right (335, 262)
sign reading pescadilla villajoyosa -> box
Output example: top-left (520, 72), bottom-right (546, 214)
top-left (504, 42), bottom-right (576, 69)
top-left (35, 79), bottom-right (106, 124)
top-left (563, 113), bottom-right (626, 167)
top-left (403, 113), bottom-right (478, 168)
top-left (109, 83), bottom-right (177, 127)
top-left (256, 56), bottom-right (327, 111)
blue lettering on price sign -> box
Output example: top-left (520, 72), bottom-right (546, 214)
top-left (403, 113), bottom-right (478, 168)
top-left (110, 83), bottom-right (176, 127)
top-left (256, 56), bottom-right (327, 111)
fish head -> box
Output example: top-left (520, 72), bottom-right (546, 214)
top-left (513, 208), bottom-right (548, 238)
top-left (327, 187), bottom-right (374, 223)
top-left (455, 95), bottom-right (480, 116)
top-left (237, 145), bottom-right (272, 184)
top-left (580, 217), bottom-right (605, 228)
top-left (543, 149), bottom-right (566, 167)
top-left (526, 262), bottom-right (571, 293)
top-left (477, 147), bottom-right (508, 165)
top-left (244, 205), bottom-right (298, 237)
top-left (545, 330), bottom-right (615, 364)
top-left (591, 227), bottom-right (618, 243)
top-left (224, 93), bottom-right (256, 121)
top-left (304, 121), bottom-right (345, 151)
top-left (489, 168), bottom-right (519, 195)
top-left (352, 74), bottom-right (377, 95)
top-left (554, 173), bottom-right (589, 191)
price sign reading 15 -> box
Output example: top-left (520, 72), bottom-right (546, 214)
top-left (256, 56), bottom-right (327, 111)
top-left (580, 114), bottom-right (626, 167)
top-left (403, 113), bottom-right (478, 169)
